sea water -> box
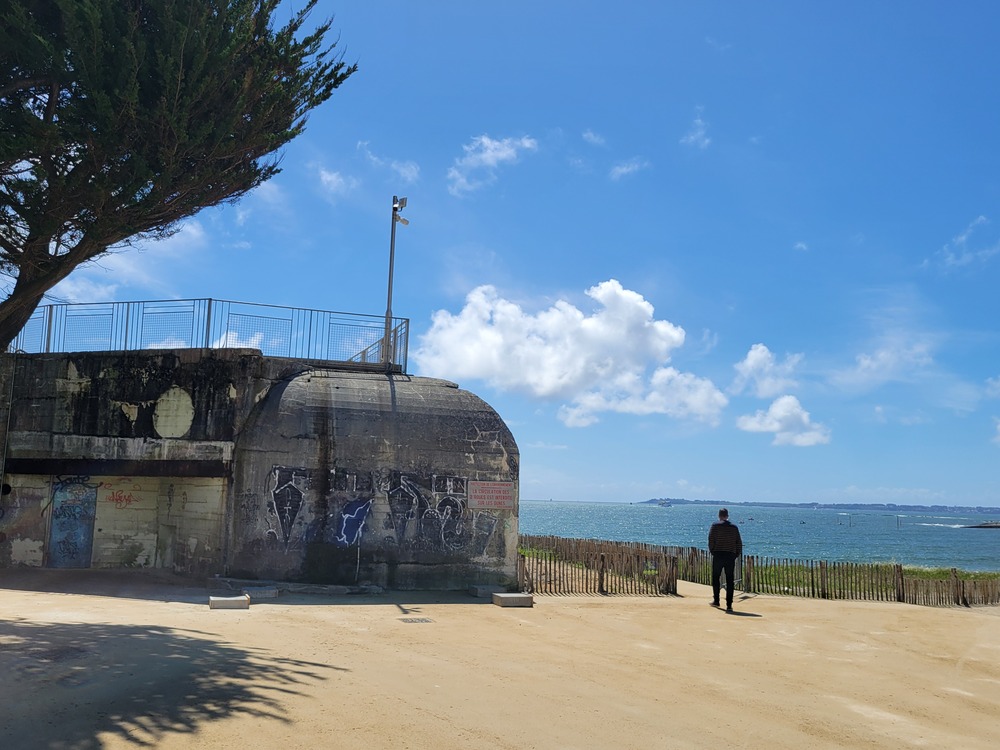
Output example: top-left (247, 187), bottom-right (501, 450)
top-left (518, 501), bottom-right (1000, 572)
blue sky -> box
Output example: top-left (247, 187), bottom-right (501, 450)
top-left (52, 2), bottom-right (1000, 507)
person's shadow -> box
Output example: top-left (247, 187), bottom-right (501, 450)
top-left (723, 593), bottom-right (763, 617)
top-left (725, 609), bottom-right (762, 617)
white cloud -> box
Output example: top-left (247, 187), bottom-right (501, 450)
top-left (115, 221), bottom-right (207, 278)
top-left (50, 220), bottom-right (208, 302)
top-left (830, 337), bottom-right (934, 392)
top-left (730, 343), bottom-right (802, 398)
top-left (447, 135), bottom-right (538, 196)
top-left (736, 395), bottom-right (831, 446)
top-left (357, 141), bottom-right (420, 183)
top-left (557, 365), bottom-right (728, 427)
top-left (147, 335), bottom-right (193, 349)
top-left (318, 168), bottom-right (359, 197)
top-left (927, 215), bottom-right (1000, 270)
top-left (871, 404), bottom-right (930, 426)
top-left (609, 158), bottom-right (650, 181)
top-left (697, 328), bottom-right (719, 355)
top-left (392, 160), bottom-right (420, 183)
top-left (582, 129), bottom-right (605, 146)
top-left (899, 411), bottom-right (930, 426)
top-left (680, 107), bottom-right (711, 149)
top-left (793, 242), bottom-right (809, 252)
top-left (994, 418), bottom-right (1000, 445)
top-left (250, 179), bottom-right (287, 210)
top-left (525, 441), bottom-right (568, 450)
top-left (46, 275), bottom-right (120, 304)
top-left (938, 380), bottom-right (982, 414)
top-left (987, 376), bottom-right (1000, 398)
top-left (230, 179), bottom-right (289, 225)
top-left (413, 279), bottom-right (727, 427)
top-left (212, 331), bottom-right (265, 349)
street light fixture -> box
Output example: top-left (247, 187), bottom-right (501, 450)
top-left (382, 195), bottom-right (408, 368)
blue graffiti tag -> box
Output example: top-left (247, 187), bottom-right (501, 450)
top-left (334, 498), bottom-right (372, 547)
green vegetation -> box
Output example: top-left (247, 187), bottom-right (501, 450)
top-left (518, 546), bottom-right (557, 560)
top-left (901, 567), bottom-right (1000, 581)
top-left (1, 0), bottom-right (355, 347)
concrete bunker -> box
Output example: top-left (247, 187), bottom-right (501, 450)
top-left (0, 350), bottom-right (519, 590)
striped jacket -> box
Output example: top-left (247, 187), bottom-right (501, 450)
top-left (708, 520), bottom-right (743, 556)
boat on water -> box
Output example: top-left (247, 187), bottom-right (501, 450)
top-left (964, 521), bottom-right (1000, 528)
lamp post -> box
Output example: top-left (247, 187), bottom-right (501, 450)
top-left (382, 195), bottom-right (408, 367)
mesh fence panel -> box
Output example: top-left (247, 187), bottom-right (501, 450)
top-left (226, 313), bottom-right (292, 357)
top-left (7, 298), bottom-right (408, 370)
top-left (64, 307), bottom-right (114, 352)
top-left (330, 322), bottom-right (384, 362)
top-left (14, 311), bottom-right (46, 352)
top-left (140, 311), bottom-right (198, 349)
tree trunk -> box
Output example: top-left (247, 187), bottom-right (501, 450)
top-left (0, 278), bottom-right (52, 351)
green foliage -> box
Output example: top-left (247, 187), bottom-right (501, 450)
top-left (901, 566), bottom-right (1000, 581)
top-left (518, 546), bottom-right (558, 560)
top-left (0, 0), bottom-right (355, 346)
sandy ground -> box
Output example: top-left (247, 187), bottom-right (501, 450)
top-left (1, 570), bottom-right (998, 750)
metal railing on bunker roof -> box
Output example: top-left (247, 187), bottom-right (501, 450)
top-left (8, 298), bottom-right (409, 372)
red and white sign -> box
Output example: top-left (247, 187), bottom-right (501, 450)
top-left (467, 480), bottom-right (516, 509)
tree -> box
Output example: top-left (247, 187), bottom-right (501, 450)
top-left (0, 0), bottom-right (356, 348)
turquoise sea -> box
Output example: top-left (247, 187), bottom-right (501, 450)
top-left (518, 500), bottom-right (1000, 573)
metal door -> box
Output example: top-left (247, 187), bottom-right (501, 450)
top-left (47, 478), bottom-right (98, 568)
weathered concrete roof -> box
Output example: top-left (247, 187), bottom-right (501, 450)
top-left (236, 367), bottom-right (518, 472)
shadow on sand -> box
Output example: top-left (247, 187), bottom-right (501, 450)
top-left (0, 616), bottom-right (338, 748)
top-left (0, 568), bottom-right (214, 604)
top-left (0, 568), bottom-right (498, 608)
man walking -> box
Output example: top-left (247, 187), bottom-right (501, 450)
top-left (708, 508), bottom-right (743, 612)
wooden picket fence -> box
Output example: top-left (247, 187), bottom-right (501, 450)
top-left (518, 536), bottom-right (1000, 608)
top-left (743, 555), bottom-right (1000, 607)
top-left (518, 536), bottom-right (678, 595)
top-left (743, 556), bottom-right (900, 601)
top-left (901, 572), bottom-right (1000, 607)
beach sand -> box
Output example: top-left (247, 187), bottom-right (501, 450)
top-left (1, 569), bottom-right (998, 749)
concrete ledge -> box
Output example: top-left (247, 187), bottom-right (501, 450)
top-left (209, 594), bottom-right (250, 609)
top-left (493, 592), bottom-right (533, 608)
top-left (242, 586), bottom-right (279, 600)
top-left (209, 577), bottom-right (383, 597)
top-left (469, 584), bottom-right (506, 598)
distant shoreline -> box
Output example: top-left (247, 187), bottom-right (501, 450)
top-left (640, 498), bottom-right (1000, 513)
top-left (522, 497), bottom-right (1000, 514)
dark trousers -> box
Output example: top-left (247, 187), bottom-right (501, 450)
top-left (712, 552), bottom-right (738, 606)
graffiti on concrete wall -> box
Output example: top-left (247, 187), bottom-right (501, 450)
top-left (272, 474), bottom-right (304, 544)
top-left (260, 466), bottom-right (503, 556)
top-left (332, 498), bottom-right (372, 546)
top-left (48, 475), bottom-right (100, 568)
top-left (267, 467), bottom-right (308, 546)
top-left (236, 490), bottom-right (258, 522)
top-left (105, 488), bottom-right (142, 509)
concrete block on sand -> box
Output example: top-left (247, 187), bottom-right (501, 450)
top-left (209, 594), bottom-right (251, 609)
top-left (493, 592), bottom-right (533, 607)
